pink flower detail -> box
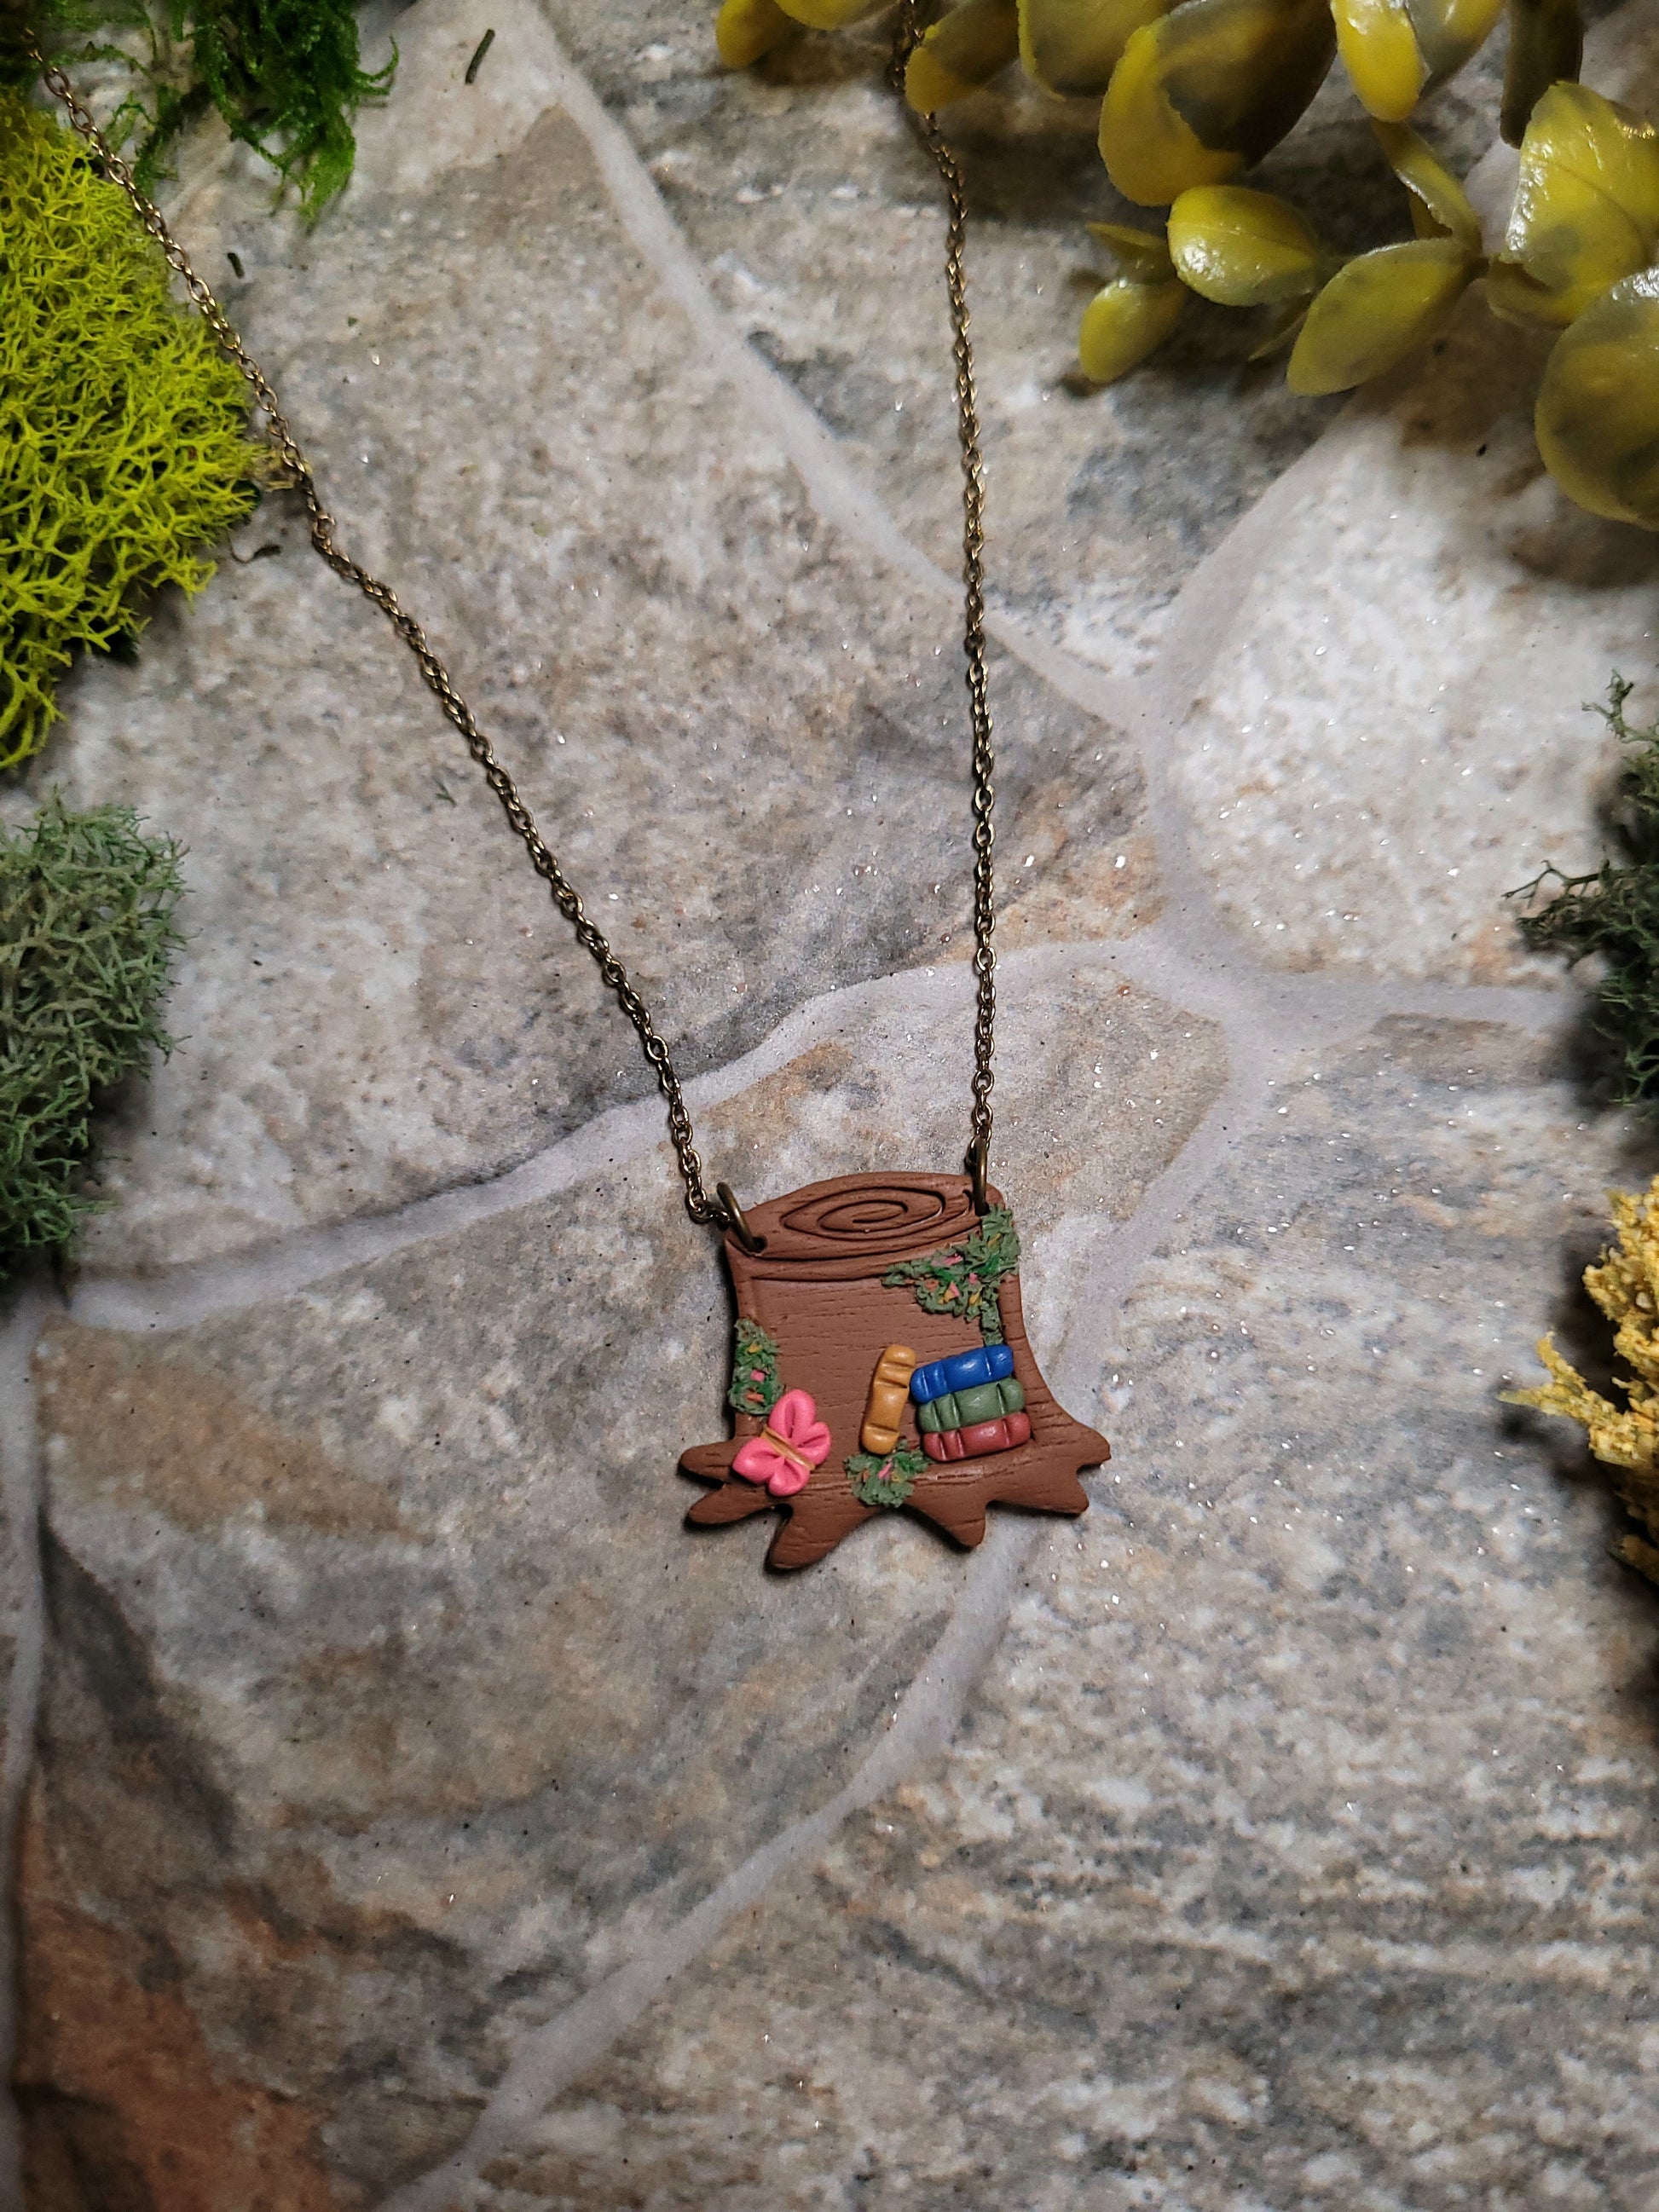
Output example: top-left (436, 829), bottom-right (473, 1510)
top-left (731, 1387), bottom-right (831, 1498)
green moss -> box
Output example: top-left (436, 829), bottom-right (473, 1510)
top-left (0, 90), bottom-right (264, 771)
top-left (846, 1447), bottom-right (927, 1510)
top-left (9, 0), bottom-right (392, 212)
top-left (727, 1316), bottom-right (784, 1420)
top-left (883, 1204), bottom-right (1020, 1345)
top-left (1, 798), bottom-right (186, 1269)
top-left (1513, 679), bottom-right (1659, 1105)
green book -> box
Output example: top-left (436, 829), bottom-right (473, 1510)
top-left (916, 1377), bottom-right (1026, 1435)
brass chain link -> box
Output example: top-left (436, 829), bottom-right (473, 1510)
top-left (889, 2), bottom-right (998, 1210)
top-left (34, 20), bottom-right (999, 1227)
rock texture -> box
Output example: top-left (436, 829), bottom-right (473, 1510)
top-left (491, 1026), bottom-right (1659, 2211)
top-left (7, 20), bottom-right (1149, 1275)
top-left (5, 0), bottom-right (1659, 2208)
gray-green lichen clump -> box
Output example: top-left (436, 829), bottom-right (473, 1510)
top-left (0, 799), bottom-right (185, 1269)
top-left (1514, 679), bottom-right (1659, 1107)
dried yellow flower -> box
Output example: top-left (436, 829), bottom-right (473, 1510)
top-left (1506, 1174), bottom-right (1659, 1585)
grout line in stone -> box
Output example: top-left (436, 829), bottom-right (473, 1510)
top-left (531, 3), bottom-right (1574, 1065)
top-left (532, 10), bottom-right (999, 655)
top-left (0, 1279), bottom-right (58, 2204)
top-left (68, 947), bottom-right (1036, 1330)
top-left (1055, 1060), bottom-right (1276, 1383)
top-left (377, 1476), bottom-right (1045, 2210)
top-left (67, 922), bottom-right (1565, 1332)
top-left (370, 904), bottom-right (1558, 2202)
top-left (532, 0), bottom-right (1252, 974)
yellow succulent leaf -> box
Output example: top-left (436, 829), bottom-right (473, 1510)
top-left (1286, 236), bottom-right (1475, 394)
top-left (1099, 0), bottom-right (1338, 207)
top-left (1099, 35), bottom-right (1240, 205)
top-left (905, 0), bottom-right (1022, 109)
top-left (1332, 0), bottom-right (1423, 122)
top-left (1334, 0), bottom-right (1500, 118)
top-left (1483, 256), bottom-right (1571, 326)
top-left (773, 0), bottom-right (882, 22)
top-left (1373, 118), bottom-right (1482, 251)
top-left (1085, 219), bottom-right (1176, 280)
top-left (1500, 82), bottom-right (1659, 326)
top-left (1535, 269), bottom-right (1659, 528)
top-left (1409, 0), bottom-right (1505, 83)
top-left (716, 0), bottom-right (795, 66)
top-left (1078, 276), bottom-right (1187, 379)
top-left (1167, 183), bottom-right (1321, 303)
top-left (1501, 0), bottom-right (1584, 147)
top-left (1018, 0), bottom-right (1171, 95)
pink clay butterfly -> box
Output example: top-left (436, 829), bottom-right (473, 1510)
top-left (731, 1388), bottom-right (831, 1498)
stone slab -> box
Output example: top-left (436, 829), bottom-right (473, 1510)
top-left (545, 0), bottom-right (1431, 678)
top-left (5, 0), bottom-right (1146, 1277)
top-left (1165, 291), bottom-right (1659, 987)
top-left (1160, 13), bottom-right (1659, 986)
top-left (484, 1021), bottom-right (1659, 2208)
top-left (15, 965), bottom-right (1225, 2205)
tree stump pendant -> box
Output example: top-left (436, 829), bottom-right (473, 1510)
top-left (680, 1171), bottom-right (1110, 1569)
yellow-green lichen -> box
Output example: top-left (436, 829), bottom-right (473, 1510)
top-left (0, 89), bottom-right (265, 771)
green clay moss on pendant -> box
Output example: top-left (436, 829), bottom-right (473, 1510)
top-left (681, 1171), bottom-right (1110, 1569)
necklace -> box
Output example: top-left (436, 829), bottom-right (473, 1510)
top-left (38, 7), bottom-right (1109, 1569)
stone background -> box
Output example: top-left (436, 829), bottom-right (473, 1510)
top-left (3, 1), bottom-right (1658, 2205)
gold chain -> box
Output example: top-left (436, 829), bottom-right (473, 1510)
top-left (34, 21), bottom-right (998, 1226)
top-left (890, 2), bottom-right (997, 1210)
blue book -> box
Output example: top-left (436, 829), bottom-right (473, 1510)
top-left (910, 1341), bottom-right (1014, 1406)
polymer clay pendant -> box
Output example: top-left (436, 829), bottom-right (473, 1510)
top-left (681, 1171), bottom-right (1109, 1568)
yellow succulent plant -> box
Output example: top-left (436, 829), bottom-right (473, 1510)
top-left (714, 0), bottom-right (884, 70)
top-left (1481, 84), bottom-right (1659, 527)
top-left (1099, 0), bottom-right (1338, 206)
top-left (1333, 0), bottom-right (1503, 126)
top-left (714, 0), bottom-right (1536, 181)
top-left (1083, 120), bottom-right (1483, 393)
top-left (1082, 86), bottom-right (1659, 526)
top-left (1491, 81), bottom-right (1659, 327)
top-left (1077, 222), bottom-right (1188, 378)
top-left (711, 3), bottom-right (1659, 528)
top-left (1535, 274), bottom-right (1659, 528)
top-left (905, 0), bottom-right (1022, 109)
top-left (1021, 0), bottom-right (1170, 95)
top-left (1506, 1174), bottom-right (1659, 1588)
